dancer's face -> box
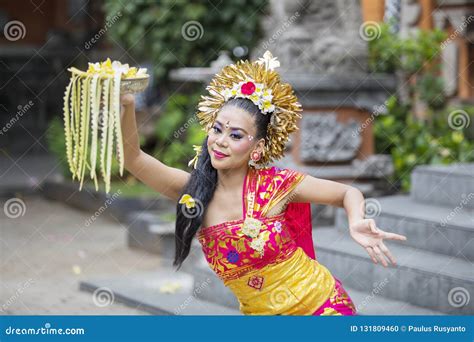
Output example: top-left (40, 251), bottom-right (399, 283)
top-left (207, 105), bottom-right (264, 170)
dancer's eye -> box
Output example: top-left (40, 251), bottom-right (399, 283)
top-left (230, 133), bottom-right (242, 140)
top-left (212, 125), bottom-right (241, 140)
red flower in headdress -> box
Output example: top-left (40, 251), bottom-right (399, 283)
top-left (241, 81), bottom-right (256, 95)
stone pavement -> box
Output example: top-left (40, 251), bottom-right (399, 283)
top-left (0, 194), bottom-right (167, 315)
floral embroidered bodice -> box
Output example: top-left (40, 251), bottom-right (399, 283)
top-left (195, 166), bottom-right (336, 315)
top-left (196, 166), bottom-right (304, 282)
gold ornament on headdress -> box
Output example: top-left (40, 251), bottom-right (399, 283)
top-left (187, 144), bottom-right (202, 169)
top-left (196, 51), bottom-right (302, 166)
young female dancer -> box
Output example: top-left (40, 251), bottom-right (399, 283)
top-left (120, 51), bottom-right (407, 315)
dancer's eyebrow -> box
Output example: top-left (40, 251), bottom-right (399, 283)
top-left (215, 120), bottom-right (248, 134)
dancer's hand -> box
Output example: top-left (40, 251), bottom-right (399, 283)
top-left (349, 218), bottom-right (407, 267)
top-left (120, 94), bottom-right (135, 120)
top-left (120, 93), bottom-right (135, 107)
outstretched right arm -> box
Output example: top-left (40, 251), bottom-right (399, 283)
top-left (120, 94), bottom-right (190, 201)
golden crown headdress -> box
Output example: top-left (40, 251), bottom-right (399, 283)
top-left (195, 50), bottom-right (302, 166)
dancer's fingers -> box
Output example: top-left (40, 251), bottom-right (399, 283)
top-left (365, 247), bottom-right (378, 264)
top-left (381, 231), bottom-right (407, 241)
top-left (372, 245), bottom-right (388, 267)
top-left (379, 241), bottom-right (396, 265)
top-left (369, 219), bottom-right (378, 234)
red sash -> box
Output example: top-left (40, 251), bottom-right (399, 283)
top-left (284, 202), bottom-right (316, 260)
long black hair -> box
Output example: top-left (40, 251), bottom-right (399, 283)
top-left (173, 97), bottom-right (272, 270)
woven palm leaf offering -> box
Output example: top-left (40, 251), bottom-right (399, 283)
top-left (63, 58), bottom-right (149, 193)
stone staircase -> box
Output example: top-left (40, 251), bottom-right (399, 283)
top-left (325, 162), bottom-right (474, 315)
top-left (85, 163), bottom-right (472, 315)
top-left (79, 264), bottom-right (240, 315)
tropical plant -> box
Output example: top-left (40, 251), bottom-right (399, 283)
top-left (103, 0), bottom-right (269, 81)
top-left (369, 22), bottom-right (474, 191)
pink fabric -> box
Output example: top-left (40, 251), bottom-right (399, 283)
top-left (197, 166), bottom-right (357, 315)
top-left (284, 202), bottom-right (316, 260)
top-left (197, 213), bottom-right (297, 281)
top-left (312, 277), bottom-right (357, 315)
top-left (196, 166), bottom-right (303, 282)
top-left (286, 203), bottom-right (357, 316)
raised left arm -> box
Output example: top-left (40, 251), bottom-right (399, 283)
top-left (291, 175), bottom-right (407, 267)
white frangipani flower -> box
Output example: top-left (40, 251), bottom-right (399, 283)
top-left (257, 50), bottom-right (280, 70)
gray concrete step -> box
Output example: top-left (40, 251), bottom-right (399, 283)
top-left (126, 211), bottom-right (175, 257)
top-left (411, 163), bottom-right (474, 209)
top-left (313, 227), bottom-right (474, 315)
top-left (345, 285), bottom-right (443, 315)
top-left (0, 153), bottom-right (63, 196)
top-left (79, 266), bottom-right (241, 315)
top-left (335, 195), bottom-right (474, 260)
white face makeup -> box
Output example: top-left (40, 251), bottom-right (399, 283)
top-left (207, 105), bottom-right (262, 170)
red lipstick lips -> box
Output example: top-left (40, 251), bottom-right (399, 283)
top-left (212, 149), bottom-right (228, 159)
